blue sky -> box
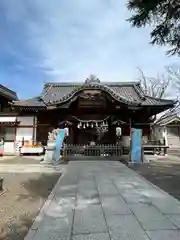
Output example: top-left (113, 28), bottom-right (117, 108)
top-left (0, 0), bottom-right (179, 99)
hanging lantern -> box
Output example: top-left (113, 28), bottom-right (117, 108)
top-left (91, 122), bottom-right (93, 128)
top-left (64, 127), bottom-right (69, 136)
top-left (77, 123), bottom-right (80, 129)
top-left (83, 123), bottom-right (86, 129)
top-left (86, 122), bottom-right (89, 127)
top-left (96, 122), bottom-right (98, 127)
top-left (79, 122), bottom-right (82, 127)
top-left (116, 127), bottom-right (122, 137)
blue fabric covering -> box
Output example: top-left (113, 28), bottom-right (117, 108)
top-left (54, 129), bottom-right (65, 162)
top-left (131, 128), bottom-right (142, 163)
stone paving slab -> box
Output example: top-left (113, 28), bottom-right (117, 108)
top-left (47, 198), bottom-right (75, 218)
top-left (100, 196), bottom-right (132, 215)
top-left (72, 233), bottom-right (110, 240)
top-left (146, 230), bottom-right (180, 240)
top-left (129, 203), bottom-right (176, 230)
top-left (25, 161), bottom-right (180, 240)
top-left (31, 229), bottom-right (68, 240)
top-left (38, 215), bottom-right (72, 236)
top-left (166, 214), bottom-right (180, 229)
top-left (152, 197), bottom-right (180, 214)
top-left (76, 195), bottom-right (100, 208)
top-left (73, 205), bottom-right (107, 234)
top-left (106, 214), bottom-right (149, 240)
top-left (120, 188), bottom-right (151, 204)
top-left (97, 183), bottom-right (119, 196)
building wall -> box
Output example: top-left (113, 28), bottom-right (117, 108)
top-left (0, 117), bottom-right (16, 155)
top-left (15, 116), bottom-right (37, 151)
top-left (122, 136), bottom-right (130, 147)
top-left (166, 125), bottom-right (180, 148)
top-left (16, 127), bottom-right (33, 141)
top-left (3, 127), bottom-right (16, 155)
top-left (0, 95), bottom-right (17, 154)
top-left (151, 126), bottom-right (167, 145)
top-left (17, 116), bottom-right (34, 126)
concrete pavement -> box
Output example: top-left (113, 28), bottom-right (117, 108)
top-left (25, 161), bottom-right (180, 240)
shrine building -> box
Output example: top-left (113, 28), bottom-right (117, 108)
top-left (10, 75), bottom-right (174, 161)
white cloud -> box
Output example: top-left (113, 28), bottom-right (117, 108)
top-left (1, 0), bottom-right (179, 88)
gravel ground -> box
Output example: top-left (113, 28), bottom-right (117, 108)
top-left (0, 156), bottom-right (43, 165)
top-left (129, 161), bottom-right (180, 201)
top-left (0, 172), bottom-right (61, 240)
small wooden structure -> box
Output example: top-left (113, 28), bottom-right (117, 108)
top-left (152, 106), bottom-right (180, 150)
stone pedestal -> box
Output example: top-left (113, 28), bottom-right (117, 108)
top-left (42, 140), bottom-right (56, 164)
top-left (41, 128), bottom-right (64, 165)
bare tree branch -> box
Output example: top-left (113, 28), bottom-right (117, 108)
top-left (137, 67), bottom-right (148, 94)
top-left (138, 66), bottom-right (179, 123)
top-left (137, 68), bottom-right (170, 98)
top-left (166, 64), bottom-right (180, 91)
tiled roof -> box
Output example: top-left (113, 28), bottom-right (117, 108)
top-left (141, 96), bottom-right (174, 106)
top-left (40, 81), bottom-right (174, 106)
top-left (41, 82), bottom-right (144, 105)
top-left (11, 80), bottom-right (174, 108)
top-left (11, 97), bottom-right (45, 107)
top-left (0, 84), bottom-right (18, 101)
top-left (154, 114), bottom-right (180, 126)
top-left (153, 101), bottom-right (180, 126)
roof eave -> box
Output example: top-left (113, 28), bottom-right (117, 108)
top-left (44, 84), bottom-right (140, 106)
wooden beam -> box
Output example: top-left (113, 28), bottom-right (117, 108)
top-left (16, 125), bottom-right (33, 128)
top-left (32, 116), bottom-right (36, 144)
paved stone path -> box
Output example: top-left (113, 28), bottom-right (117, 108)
top-left (25, 161), bottom-right (180, 240)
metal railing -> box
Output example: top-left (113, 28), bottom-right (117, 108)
top-left (142, 139), bottom-right (165, 146)
top-left (63, 144), bottom-right (122, 157)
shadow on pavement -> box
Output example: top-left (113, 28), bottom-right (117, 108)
top-left (19, 173), bottom-right (61, 200)
top-left (129, 162), bottom-right (180, 201)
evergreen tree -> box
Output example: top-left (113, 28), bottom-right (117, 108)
top-left (127, 0), bottom-right (180, 55)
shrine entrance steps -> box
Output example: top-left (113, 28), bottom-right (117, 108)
top-left (64, 156), bottom-right (129, 166)
top-left (64, 156), bottom-right (127, 161)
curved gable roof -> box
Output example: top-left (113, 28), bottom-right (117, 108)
top-left (11, 79), bottom-right (175, 108)
top-left (40, 82), bottom-right (144, 105)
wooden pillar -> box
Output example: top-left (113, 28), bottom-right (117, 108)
top-left (73, 126), bottom-right (77, 144)
top-left (108, 118), bottom-right (112, 143)
top-left (68, 126), bottom-right (73, 144)
top-left (128, 117), bottom-right (132, 159)
top-left (32, 116), bottom-right (36, 144)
